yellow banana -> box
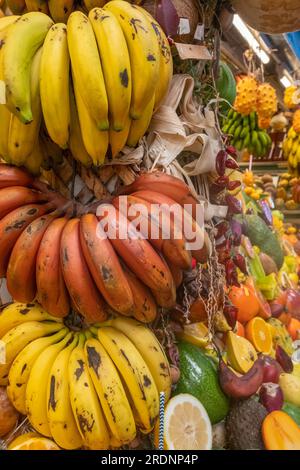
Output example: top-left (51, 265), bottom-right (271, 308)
top-left (48, 0), bottom-right (75, 22)
top-left (83, 0), bottom-right (106, 11)
top-left (0, 302), bottom-right (63, 339)
top-left (84, 337), bottom-right (136, 445)
top-left (73, 75), bottom-right (108, 166)
top-left (110, 317), bottom-right (172, 401)
top-left (25, 0), bottom-right (49, 13)
top-left (136, 6), bottom-right (173, 110)
top-left (2, 12), bottom-right (53, 123)
top-left (0, 104), bottom-right (12, 162)
top-left (7, 328), bottom-right (68, 415)
top-left (296, 145), bottom-right (300, 162)
top-left (98, 326), bottom-right (159, 433)
top-left (127, 94), bottom-right (154, 147)
top-left (89, 8), bottom-right (131, 131)
top-left (26, 331), bottom-right (74, 437)
top-left (40, 23), bottom-right (70, 149)
top-left (109, 115), bottom-right (131, 158)
top-left (287, 138), bottom-right (293, 152)
top-left (67, 11), bottom-right (108, 130)
top-left (69, 85), bottom-right (92, 167)
top-left (292, 139), bottom-right (299, 155)
top-left (68, 334), bottom-right (109, 450)
top-left (104, 1), bottom-right (159, 120)
top-left (24, 138), bottom-right (44, 175)
top-left (0, 320), bottom-right (63, 385)
top-left (0, 15), bottom-right (20, 32)
top-left (47, 334), bottom-right (83, 449)
top-left (7, 47), bottom-right (42, 165)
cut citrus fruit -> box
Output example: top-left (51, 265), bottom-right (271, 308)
top-left (164, 393), bottom-right (212, 450)
top-left (226, 330), bottom-right (257, 373)
top-left (178, 322), bottom-right (209, 348)
top-left (245, 317), bottom-right (272, 354)
top-left (8, 433), bottom-right (60, 450)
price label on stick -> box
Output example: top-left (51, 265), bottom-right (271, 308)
top-left (178, 17), bottom-right (190, 35)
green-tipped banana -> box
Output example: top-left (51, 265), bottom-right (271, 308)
top-left (2, 12), bottom-right (53, 123)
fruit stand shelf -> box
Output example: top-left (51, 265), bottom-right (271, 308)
top-left (239, 161), bottom-right (288, 174)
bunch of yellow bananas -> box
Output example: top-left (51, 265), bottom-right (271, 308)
top-left (0, 3), bottom-right (173, 172)
top-left (282, 126), bottom-right (300, 169)
top-left (0, 302), bottom-right (171, 449)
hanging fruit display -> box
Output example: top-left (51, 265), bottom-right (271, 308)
top-left (0, 0), bottom-right (300, 455)
top-left (0, 4), bottom-right (172, 170)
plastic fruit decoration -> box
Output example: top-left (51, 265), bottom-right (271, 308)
top-left (262, 411), bottom-right (300, 450)
top-left (188, 297), bottom-right (207, 323)
top-left (0, 387), bottom-right (19, 437)
top-left (226, 331), bottom-right (257, 373)
top-left (228, 284), bottom-right (260, 323)
top-left (286, 289), bottom-right (300, 319)
top-left (245, 317), bottom-right (272, 353)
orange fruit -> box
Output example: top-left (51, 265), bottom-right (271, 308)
top-left (8, 432), bottom-right (60, 450)
top-left (235, 321), bottom-right (245, 337)
top-left (287, 318), bottom-right (300, 340)
top-left (245, 317), bottom-right (272, 353)
top-left (228, 284), bottom-right (260, 324)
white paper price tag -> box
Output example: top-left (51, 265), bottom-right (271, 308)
top-left (178, 17), bottom-right (190, 35)
top-left (194, 23), bottom-right (204, 41)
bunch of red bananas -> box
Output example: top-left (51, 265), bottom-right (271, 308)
top-left (0, 165), bottom-right (210, 323)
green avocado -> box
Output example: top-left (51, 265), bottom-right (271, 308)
top-left (174, 342), bottom-right (229, 424)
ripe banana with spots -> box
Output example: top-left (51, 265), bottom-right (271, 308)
top-left (73, 74), bottom-right (108, 166)
top-left (0, 302), bottom-right (62, 338)
top-left (104, 1), bottom-right (159, 119)
top-left (48, 0), bottom-right (74, 22)
top-left (40, 23), bottom-right (70, 149)
top-left (68, 334), bottom-right (110, 449)
top-left (7, 47), bottom-right (43, 165)
top-left (80, 213), bottom-right (134, 316)
top-left (0, 320), bottom-right (63, 385)
top-left (67, 11), bottom-right (108, 130)
top-left (89, 7), bottom-right (131, 131)
top-left (98, 326), bottom-right (159, 433)
top-left (7, 212), bottom-right (57, 303)
top-left (24, 0), bottom-right (49, 14)
top-left (110, 316), bottom-right (172, 400)
top-left (60, 218), bottom-right (107, 322)
top-left (69, 85), bottom-right (92, 167)
top-left (7, 327), bottom-right (68, 415)
top-left (47, 333), bottom-right (83, 449)
top-left (84, 337), bottom-right (136, 445)
top-left (36, 217), bottom-right (70, 318)
top-left (2, 12), bottom-right (53, 123)
top-left (26, 331), bottom-right (74, 436)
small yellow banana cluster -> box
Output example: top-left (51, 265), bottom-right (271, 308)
top-left (0, 303), bottom-right (171, 450)
top-left (282, 126), bottom-right (300, 169)
top-left (0, 2), bottom-right (173, 172)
